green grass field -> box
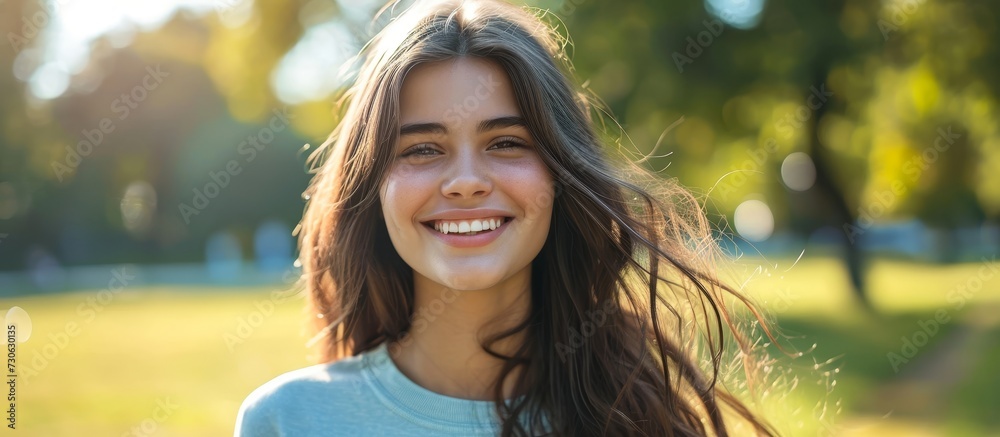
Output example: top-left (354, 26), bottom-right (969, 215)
top-left (2, 255), bottom-right (998, 436)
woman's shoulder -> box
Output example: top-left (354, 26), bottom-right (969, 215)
top-left (242, 353), bottom-right (368, 403)
top-left (235, 353), bottom-right (370, 436)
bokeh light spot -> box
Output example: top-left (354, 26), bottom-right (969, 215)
top-left (734, 199), bottom-right (774, 242)
top-left (5, 307), bottom-right (33, 343)
top-left (781, 152), bottom-right (817, 191)
top-left (120, 181), bottom-right (158, 237)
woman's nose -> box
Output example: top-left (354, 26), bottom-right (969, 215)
top-left (440, 148), bottom-right (492, 199)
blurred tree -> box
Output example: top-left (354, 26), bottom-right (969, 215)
top-left (0, 0), bottom-right (997, 286)
top-left (536, 0), bottom-right (1000, 308)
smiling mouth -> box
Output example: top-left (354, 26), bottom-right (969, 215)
top-left (422, 217), bottom-right (512, 236)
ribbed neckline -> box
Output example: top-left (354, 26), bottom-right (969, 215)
top-left (361, 342), bottom-right (528, 434)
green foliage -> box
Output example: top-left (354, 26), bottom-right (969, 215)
top-left (0, 1), bottom-right (997, 265)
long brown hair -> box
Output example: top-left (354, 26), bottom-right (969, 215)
top-left (298, 0), bottom-right (778, 435)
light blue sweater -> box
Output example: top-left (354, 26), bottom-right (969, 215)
top-left (235, 342), bottom-right (547, 436)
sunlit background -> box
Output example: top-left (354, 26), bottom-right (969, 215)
top-left (1, 0), bottom-right (998, 435)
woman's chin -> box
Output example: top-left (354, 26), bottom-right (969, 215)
top-left (433, 269), bottom-right (506, 291)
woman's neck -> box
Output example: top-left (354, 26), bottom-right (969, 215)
top-left (388, 272), bottom-right (532, 400)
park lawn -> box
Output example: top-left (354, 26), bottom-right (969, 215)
top-left (0, 255), bottom-right (997, 436)
top-left (739, 255), bottom-right (1000, 436)
top-left (2, 286), bottom-right (315, 437)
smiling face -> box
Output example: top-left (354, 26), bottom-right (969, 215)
top-left (379, 57), bottom-right (554, 291)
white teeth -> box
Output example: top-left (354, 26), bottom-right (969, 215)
top-left (432, 217), bottom-right (507, 235)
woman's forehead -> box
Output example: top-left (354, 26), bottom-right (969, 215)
top-left (398, 58), bottom-right (521, 128)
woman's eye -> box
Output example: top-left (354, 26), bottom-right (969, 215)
top-left (401, 144), bottom-right (439, 158)
top-left (489, 137), bottom-right (528, 150)
top-left (400, 138), bottom-right (528, 158)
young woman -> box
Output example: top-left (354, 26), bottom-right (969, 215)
top-left (236, 0), bottom-right (778, 435)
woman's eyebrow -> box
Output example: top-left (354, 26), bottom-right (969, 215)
top-left (476, 116), bottom-right (526, 133)
top-left (398, 116), bottom-right (527, 137)
top-left (399, 122), bottom-right (446, 137)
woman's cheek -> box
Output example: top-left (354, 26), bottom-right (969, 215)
top-left (383, 167), bottom-right (434, 215)
top-left (385, 167), bottom-right (421, 197)
top-left (503, 161), bottom-right (554, 202)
